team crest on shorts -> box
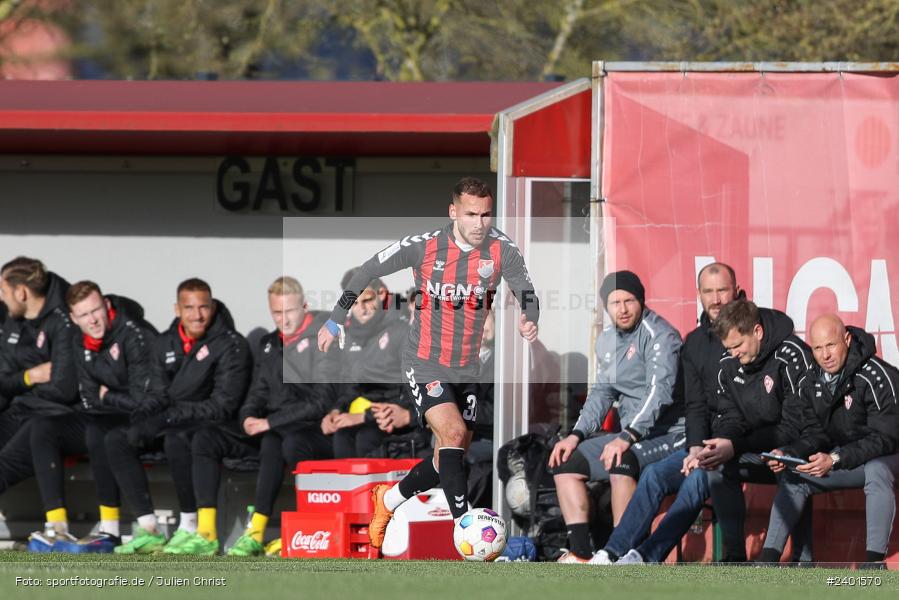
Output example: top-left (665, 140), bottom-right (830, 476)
top-left (196, 345), bottom-right (210, 361)
top-left (379, 331), bottom-right (389, 350)
top-left (36, 331), bottom-right (46, 349)
top-left (477, 260), bottom-right (494, 279)
top-left (844, 395), bottom-right (853, 410)
top-left (109, 342), bottom-right (120, 361)
top-left (626, 344), bottom-right (636, 360)
top-left (297, 338), bottom-right (310, 353)
top-left (426, 380), bottom-right (444, 398)
top-left (763, 375), bottom-right (774, 394)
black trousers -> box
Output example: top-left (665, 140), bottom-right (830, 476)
top-left (707, 452), bottom-right (813, 561)
top-left (29, 413), bottom-right (128, 511)
top-left (84, 415), bottom-right (130, 508)
top-left (105, 426), bottom-right (197, 516)
top-left (192, 425), bottom-right (332, 517)
top-left (0, 411), bottom-right (35, 495)
top-left (332, 421), bottom-right (388, 459)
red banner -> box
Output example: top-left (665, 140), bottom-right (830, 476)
top-left (602, 72), bottom-right (899, 363)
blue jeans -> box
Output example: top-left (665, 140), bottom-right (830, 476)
top-left (604, 449), bottom-right (710, 562)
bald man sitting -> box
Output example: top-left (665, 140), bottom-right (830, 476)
top-left (759, 315), bottom-right (899, 567)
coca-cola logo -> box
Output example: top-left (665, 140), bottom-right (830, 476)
top-left (291, 530), bottom-right (331, 551)
top-left (306, 492), bottom-right (342, 504)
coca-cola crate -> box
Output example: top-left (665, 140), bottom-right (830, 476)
top-left (294, 458), bottom-right (420, 514)
top-left (281, 511), bottom-right (376, 559)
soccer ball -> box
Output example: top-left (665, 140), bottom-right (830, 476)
top-left (504, 472), bottom-right (530, 517)
top-left (453, 508), bottom-right (507, 561)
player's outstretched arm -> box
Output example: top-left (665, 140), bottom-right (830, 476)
top-left (518, 314), bottom-right (538, 343)
top-left (321, 235), bottom-right (426, 350)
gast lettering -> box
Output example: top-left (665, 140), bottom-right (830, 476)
top-left (215, 156), bottom-right (354, 214)
top-left (291, 530), bottom-right (332, 551)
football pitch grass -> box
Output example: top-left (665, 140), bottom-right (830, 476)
top-left (0, 553), bottom-right (896, 600)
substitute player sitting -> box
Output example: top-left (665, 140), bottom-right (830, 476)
top-left (318, 176), bottom-right (539, 548)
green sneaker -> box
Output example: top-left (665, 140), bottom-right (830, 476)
top-left (114, 527), bottom-right (166, 555)
top-left (161, 528), bottom-right (195, 553)
top-left (163, 532), bottom-right (219, 556)
top-left (226, 534), bottom-right (263, 557)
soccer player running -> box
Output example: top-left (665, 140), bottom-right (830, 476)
top-left (317, 177), bottom-right (539, 549)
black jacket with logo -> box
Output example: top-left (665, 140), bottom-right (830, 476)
top-left (0, 272), bottom-right (79, 416)
top-left (73, 295), bottom-right (159, 417)
top-left (781, 327), bottom-right (899, 470)
top-left (148, 300), bottom-right (251, 430)
top-left (334, 307), bottom-right (411, 414)
top-left (682, 311), bottom-right (728, 449)
top-left (712, 308), bottom-right (814, 455)
top-left (238, 311), bottom-right (339, 431)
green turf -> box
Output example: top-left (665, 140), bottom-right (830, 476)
top-left (0, 553), bottom-right (895, 600)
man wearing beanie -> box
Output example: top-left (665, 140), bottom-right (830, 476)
top-left (549, 270), bottom-right (686, 563)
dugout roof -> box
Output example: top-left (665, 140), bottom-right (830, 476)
top-left (0, 80), bottom-right (562, 156)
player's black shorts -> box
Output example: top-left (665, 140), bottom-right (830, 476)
top-left (402, 358), bottom-right (479, 431)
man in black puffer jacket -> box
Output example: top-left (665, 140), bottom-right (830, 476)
top-left (759, 315), bottom-right (899, 567)
top-left (0, 257), bottom-right (76, 503)
top-left (699, 299), bottom-right (815, 562)
top-left (107, 278), bottom-right (251, 556)
top-left (190, 276), bottom-right (338, 557)
top-left (328, 271), bottom-right (421, 459)
top-left (25, 281), bottom-right (158, 552)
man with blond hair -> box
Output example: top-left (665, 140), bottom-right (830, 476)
top-left (186, 276), bottom-right (338, 557)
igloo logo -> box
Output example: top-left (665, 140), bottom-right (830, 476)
top-left (291, 530), bottom-right (331, 551)
top-left (307, 492), bottom-right (342, 504)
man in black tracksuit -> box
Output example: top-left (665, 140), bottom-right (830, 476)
top-left (107, 278), bottom-right (251, 555)
top-left (24, 282), bottom-right (158, 552)
top-left (0, 258), bottom-right (77, 522)
top-left (328, 272), bottom-right (420, 459)
top-left (699, 299), bottom-right (815, 562)
top-left (759, 315), bottom-right (899, 566)
top-left (189, 276), bottom-right (338, 557)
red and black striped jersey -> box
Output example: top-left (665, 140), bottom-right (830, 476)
top-left (330, 223), bottom-right (539, 369)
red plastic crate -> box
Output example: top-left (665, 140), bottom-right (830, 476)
top-left (282, 458), bottom-right (421, 558)
top-left (281, 511), bottom-right (377, 559)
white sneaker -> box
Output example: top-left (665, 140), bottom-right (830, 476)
top-left (616, 549), bottom-right (644, 565)
top-left (588, 549), bottom-right (613, 565)
top-left (556, 549), bottom-right (590, 564)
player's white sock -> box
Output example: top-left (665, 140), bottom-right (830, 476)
top-left (179, 512), bottom-right (198, 533)
top-left (46, 520), bottom-right (68, 534)
top-left (137, 513), bottom-right (158, 533)
top-left (384, 484), bottom-right (407, 512)
top-left (101, 520), bottom-right (120, 537)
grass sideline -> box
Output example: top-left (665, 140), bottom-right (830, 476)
top-left (0, 553), bottom-right (896, 599)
